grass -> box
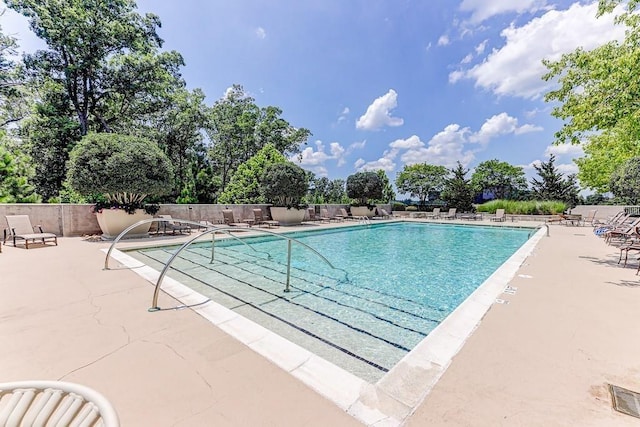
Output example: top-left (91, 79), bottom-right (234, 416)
top-left (476, 200), bottom-right (567, 215)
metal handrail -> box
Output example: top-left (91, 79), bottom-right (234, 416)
top-left (102, 218), bottom-right (343, 311)
top-left (104, 218), bottom-right (219, 270)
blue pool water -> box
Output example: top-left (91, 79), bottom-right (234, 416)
top-left (128, 222), bottom-right (532, 382)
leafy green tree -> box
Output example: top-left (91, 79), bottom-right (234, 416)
top-left (7, 0), bottom-right (185, 135)
top-left (530, 154), bottom-right (580, 207)
top-left (610, 156), bottom-right (640, 204)
top-left (346, 171), bottom-right (383, 205)
top-left (441, 162), bottom-right (474, 212)
top-left (375, 169), bottom-right (395, 203)
top-left (395, 163), bottom-right (449, 208)
top-left (0, 24), bottom-right (30, 128)
top-left (206, 85), bottom-right (311, 194)
top-left (0, 136), bottom-right (40, 202)
top-left (543, 1), bottom-right (640, 190)
top-left (471, 159), bottom-right (528, 200)
top-left (218, 144), bottom-right (287, 204)
top-left (22, 81), bottom-right (81, 201)
top-left (307, 175), bottom-right (347, 203)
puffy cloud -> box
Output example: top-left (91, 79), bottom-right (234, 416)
top-left (454, 3), bottom-right (625, 99)
top-left (355, 149), bottom-right (398, 172)
top-left (544, 143), bottom-right (584, 157)
top-left (438, 35), bottom-right (450, 46)
top-left (400, 125), bottom-right (475, 168)
top-left (255, 27), bottom-right (267, 39)
top-left (295, 139), bottom-right (365, 170)
top-left (337, 107), bottom-right (350, 123)
top-left (470, 113), bottom-right (542, 144)
top-left (356, 89), bottom-right (404, 131)
top-left (461, 53), bottom-right (474, 64)
top-left (460, 0), bottom-right (549, 24)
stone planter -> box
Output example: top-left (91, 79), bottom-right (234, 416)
top-left (269, 207), bottom-right (306, 226)
top-left (96, 208), bottom-right (152, 240)
top-left (350, 206), bottom-right (376, 218)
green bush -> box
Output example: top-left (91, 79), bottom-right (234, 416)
top-left (67, 133), bottom-right (173, 213)
top-left (392, 202), bottom-right (406, 211)
top-left (346, 171), bottom-right (383, 206)
top-left (476, 199), bottom-right (567, 215)
top-left (260, 162), bottom-right (309, 208)
top-left (406, 205), bottom-right (418, 212)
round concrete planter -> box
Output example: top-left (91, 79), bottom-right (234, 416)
top-left (350, 206), bottom-right (376, 218)
top-left (96, 208), bottom-right (152, 240)
top-left (269, 207), bottom-right (306, 226)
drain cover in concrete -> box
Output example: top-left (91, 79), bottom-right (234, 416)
top-left (610, 384), bottom-right (640, 418)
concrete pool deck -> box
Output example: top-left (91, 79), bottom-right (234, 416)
top-left (1, 219), bottom-right (640, 426)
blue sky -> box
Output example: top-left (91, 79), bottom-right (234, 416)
top-left (0, 0), bottom-right (627, 188)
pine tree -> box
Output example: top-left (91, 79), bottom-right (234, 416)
top-left (441, 162), bottom-right (474, 212)
top-left (531, 154), bottom-right (580, 207)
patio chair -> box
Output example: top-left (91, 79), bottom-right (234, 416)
top-left (338, 208), bottom-right (354, 221)
top-left (491, 209), bottom-right (506, 222)
top-left (424, 208), bottom-right (441, 219)
top-left (442, 208), bottom-right (457, 220)
top-left (320, 208), bottom-right (337, 223)
top-left (0, 380), bottom-right (120, 426)
top-left (306, 208), bottom-right (318, 222)
top-left (157, 215), bottom-right (191, 235)
top-left (604, 216), bottom-right (640, 245)
top-left (252, 209), bottom-right (279, 228)
top-left (582, 209), bottom-right (598, 227)
top-left (4, 215), bottom-right (58, 249)
top-left (222, 210), bottom-right (250, 228)
top-left (377, 208), bottom-right (392, 219)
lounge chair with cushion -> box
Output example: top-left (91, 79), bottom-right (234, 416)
top-left (442, 208), bottom-right (457, 220)
top-left (320, 208), bottom-right (337, 223)
top-left (491, 209), bottom-right (506, 222)
top-left (222, 210), bottom-right (250, 228)
top-left (4, 215), bottom-right (58, 249)
top-left (252, 209), bottom-right (279, 228)
top-left (337, 208), bottom-right (354, 221)
top-left (424, 208), bottom-right (441, 219)
top-left (0, 380), bottom-right (120, 426)
top-left (157, 215), bottom-right (191, 235)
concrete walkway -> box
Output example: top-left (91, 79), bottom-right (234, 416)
top-left (1, 221), bottom-right (639, 426)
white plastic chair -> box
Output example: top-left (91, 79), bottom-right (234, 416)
top-left (0, 380), bottom-right (119, 426)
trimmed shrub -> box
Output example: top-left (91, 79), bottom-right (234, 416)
top-left (476, 199), bottom-right (567, 215)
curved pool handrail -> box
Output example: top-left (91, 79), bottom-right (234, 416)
top-left (101, 217), bottom-right (342, 310)
top-left (104, 218), bottom-right (219, 270)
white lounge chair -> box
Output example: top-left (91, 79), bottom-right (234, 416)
top-left (442, 208), bottom-right (457, 219)
top-left (5, 215), bottom-right (58, 249)
top-left (491, 209), bottom-right (506, 222)
top-left (157, 215), bottom-right (191, 234)
top-left (0, 380), bottom-right (120, 426)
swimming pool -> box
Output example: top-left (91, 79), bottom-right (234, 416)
top-left (125, 222), bottom-right (532, 383)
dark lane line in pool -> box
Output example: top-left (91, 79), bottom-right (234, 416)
top-left (214, 243), bottom-right (451, 314)
top-left (201, 245), bottom-right (448, 319)
top-left (182, 247), bottom-right (436, 336)
top-left (143, 249), bottom-right (416, 355)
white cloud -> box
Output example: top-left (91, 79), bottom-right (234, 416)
top-left (556, 162), bottom-right (578, 175)
top-left (460, 0), bottom-right (549, 24)
top-left (454, 3), bottom-right (626, 99)
top-left (461, 53), bottom-right (474, 64)
top-left (448, 70), bottom-right (465, 84)
top-left (337, 107), bottom-right (350, 123)
top-left (437, 35), bottom-right (450, 46)
top-left (355, 89), bottom-right (404, 131)
top-left (355, 149), bottom-right (398, 172)
top-left (348, 140), bottom-right (366, 151)
top-left (400, 125), bottom-right (475, 168)
top-left (255, 27), bottom-right (267, 39)
top-left (475, 39), bottom-right (488, 55)
top-left (470, 112), bottom-right (542, 144)
top-left (296, 140), bottom-right (347, 167)
top-left (390, 135), bottom-right (424, 150)
top-left (354, 158), bottom-right (366, 169)
top-left (544, 143), bottom-right (584, 157)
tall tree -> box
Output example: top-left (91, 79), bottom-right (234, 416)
top-left (543, 1), bottom-right (640, 190)
top-left (206, 85), bottom-right (311, 194)
top-left (530, 154), bottom-right (580, 207)
top-left (471, 159), bottom-right (528, 200)
top-left (395, 163), bottom-right (449, 208)
top-left (0, 134), bottom-right (40, 202)
top-left (375, 169), bottom-right (395, 203)
top-left (610, 156), bottom-right (640, 204)
top-left (0, 23), bottom-right (30, 128)
top-left (8, 0), bottom-right (185, 135)
top-left (441, 162), bottom-right (474, 212)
